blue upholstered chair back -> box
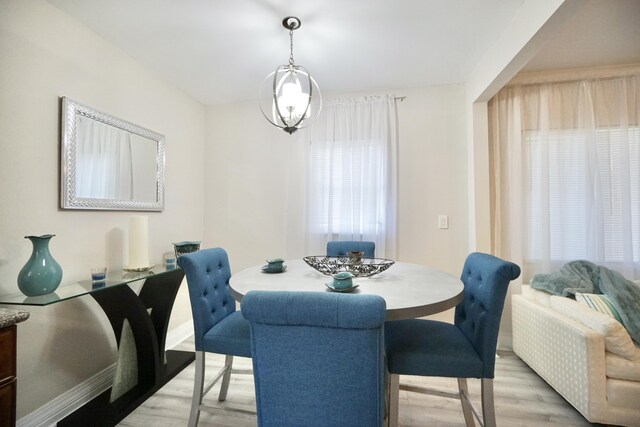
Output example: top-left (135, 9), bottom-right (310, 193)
top-left (455, 252), bottom-right (521, 377)
top-left (326, 241), bottom-right (376, 258)
top-left (242, 291), bottom-right (386, 427)
top-left (178, 248), bottom-right (237, 352)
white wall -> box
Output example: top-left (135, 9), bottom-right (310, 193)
top-left (465, 0), bottom-right (578, 253)
top-left (395, 85), bottom-right (468, 273)
top-left (204, 85), bottom-right (469, 322)
top-left (464, 0), bottom-right (583, 348)
top-left (0, 1), bottom-right (205, 418)
top-left (203, 100), bottom-right (302, 270)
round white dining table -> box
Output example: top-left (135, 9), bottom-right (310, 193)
top-left (229, 259), bottom-right (464, 321)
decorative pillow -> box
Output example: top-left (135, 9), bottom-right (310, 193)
top-left (575, 292), bottom-right (623, 323)
top-left (550, 296), bottom-right (640, 360)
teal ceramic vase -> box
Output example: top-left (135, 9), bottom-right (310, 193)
top-left (17, 234), bottom-right (63, 297)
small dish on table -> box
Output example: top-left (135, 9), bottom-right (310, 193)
top-left (261, 265), bottom-right (287, 274)
top-left (324, 282), bottom-right (360, 293)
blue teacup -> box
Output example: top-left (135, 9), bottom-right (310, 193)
top-left (266, 258), bottom-right (285, 272)
top-left (332, 272), bottom-right (354, 289)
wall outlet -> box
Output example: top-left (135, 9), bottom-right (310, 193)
top-left (438, 215), bottom-right (449, 229)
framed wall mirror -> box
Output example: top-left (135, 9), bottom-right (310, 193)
top-left (60, 97), bottom-right (165, 211)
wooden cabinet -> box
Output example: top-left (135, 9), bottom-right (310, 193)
top-left (0, 325), bottom-right (16, 427)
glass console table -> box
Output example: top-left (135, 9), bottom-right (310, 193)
top-left (0, 266), bottom-right (194, 427)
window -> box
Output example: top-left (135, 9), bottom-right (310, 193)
top-left (489, 75), bottom-right (640, 279)
top-left (309, 138), bottom-right (385, 236)
top-left (304, 95), bottom-right (398, 258)
top-left (525, 127), bottom-right (640, 264)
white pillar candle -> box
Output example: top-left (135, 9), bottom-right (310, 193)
top-left (128, 215), bottom-right (149, 268)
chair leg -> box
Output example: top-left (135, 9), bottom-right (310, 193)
top-left (388, 373), bottom-right (400, 427)
top-left (481, 378), bottom-right (496, 427)
top-left (218, 354), bottom-right (234, 401)
top-left (457, 378), bottom-right (475, 427)
top-left (188, 351), bottom-right (205, 427)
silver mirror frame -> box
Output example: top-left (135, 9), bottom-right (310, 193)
top-left (60, 97), bottom-right (165, 211)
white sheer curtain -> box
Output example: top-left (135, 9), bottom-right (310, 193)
top-left (76, 116), bottom-right (133, 200)
top-left (489, 75), bottom-right (640, 280)
top-left (304, 95), bottom-right (398, 258)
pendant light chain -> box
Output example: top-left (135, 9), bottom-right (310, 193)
top-left (289, 28), bottom-right (295, 67)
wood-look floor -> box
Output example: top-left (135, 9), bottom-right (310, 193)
top-left (119, 338), bottom-right (594, 427)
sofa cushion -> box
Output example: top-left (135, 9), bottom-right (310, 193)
top-left (550, 296), bottom-right (640, 360)
top-left (575, 292), bottom-right (623, 323)
top-left (522, 284), bottom-right (551, 306)
top-left (607, 378), bottom-right (640, 409)
top-left (606, 351), bottom-right (640, 381)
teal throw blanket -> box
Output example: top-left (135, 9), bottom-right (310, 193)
top-left (531, 260), bottom-right (640, 344)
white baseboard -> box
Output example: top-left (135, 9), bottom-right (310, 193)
top-left (497, 334), bottom-right (513, 351)
top-left (17, 320), bottom-right (194, 427)
top-left (165, 319), bottom-right (194, 350)
top-left (17, 365), bottom-right (115, 427)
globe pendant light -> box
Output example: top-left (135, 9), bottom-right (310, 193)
top-left (259, 16), bottom-right (321, 134)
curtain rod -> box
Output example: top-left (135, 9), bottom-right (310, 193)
top-left (507, 63), bottom-right (640, 86)
top-left (394, 96), bottom-right (406, 102)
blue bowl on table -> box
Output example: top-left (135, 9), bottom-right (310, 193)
top-left (265, 258), bottom-right (285, 272)
top-left (332, 272), bottom-right (354, 289)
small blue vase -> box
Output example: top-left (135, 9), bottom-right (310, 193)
top-left (17, 234), bottom-right (63, 297)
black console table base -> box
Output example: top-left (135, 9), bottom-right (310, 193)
top-left (55, 268), bottom-right (194, 427)
top-left (58, 350), bottom-right (193, 427)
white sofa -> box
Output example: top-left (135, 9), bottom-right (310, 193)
top-left (512, 285), bottom-right (640, 426)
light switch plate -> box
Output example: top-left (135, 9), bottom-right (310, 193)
top-left (438, 215), bottom-right (449, 229)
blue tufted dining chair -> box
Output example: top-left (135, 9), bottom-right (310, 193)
top-left (242, 291), bottom-right (386, 427)
top-left (326, 240), bottom-right (376, 258)
top-left (178, 247), bottom-right (252, 427)
top-left (385, 252), bottom-right (521, 427)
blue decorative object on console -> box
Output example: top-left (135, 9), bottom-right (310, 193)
top-left (173, 241), bottom-right (201, 259)
top-left (17, 234), bottom-right (63, 297)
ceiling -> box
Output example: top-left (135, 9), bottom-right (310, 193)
top-left (46, 0), bottom-right (640, 106)
top-left (522, 0), bottom-right (640, 72)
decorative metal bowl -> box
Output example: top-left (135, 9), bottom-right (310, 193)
top-left (303, 256), bottom-right (395, 277)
